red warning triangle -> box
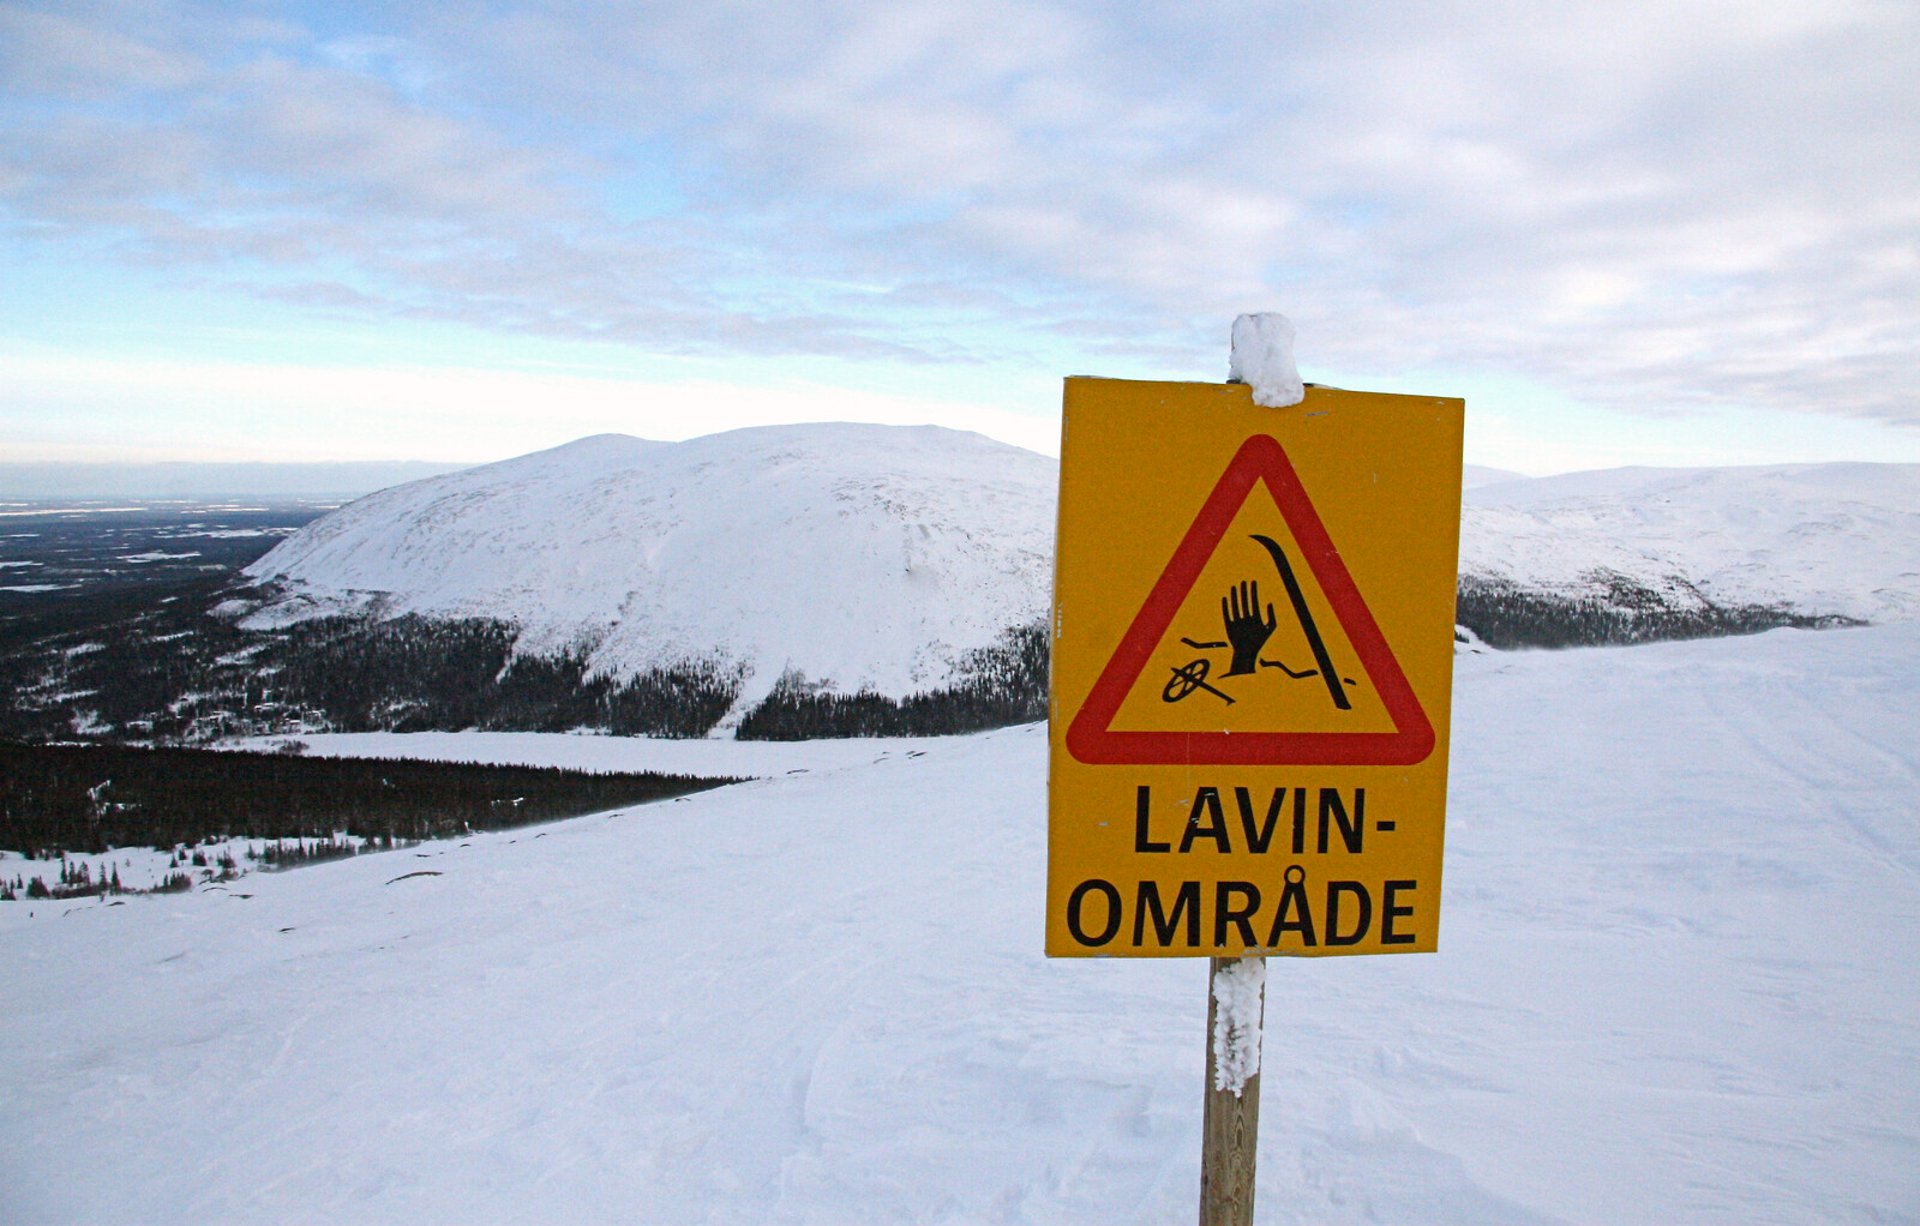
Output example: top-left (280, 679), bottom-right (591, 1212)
top-left (1065, 434), bottom-right (1435, 767)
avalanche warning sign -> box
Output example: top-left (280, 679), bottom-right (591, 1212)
top-left (1046, 377), bottom-right (1464, 958)
top-left (1064, 432), bottom-right (1434, 767)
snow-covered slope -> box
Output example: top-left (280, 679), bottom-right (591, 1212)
top-left (4, 623), bottom-right (1917, 1221)
top-left (1462, 462), bottom-right (1525, 488)
top-left (1460, 462), bottom-right (1920, 623)
top-left (243, 425), bottom-right (1057, 716)
top-left (244, 427), bottom-right (1920, 730)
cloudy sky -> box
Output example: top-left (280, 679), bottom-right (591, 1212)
top-left (2, 0), bottom-right (1915, 474)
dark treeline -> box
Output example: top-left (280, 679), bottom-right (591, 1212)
top-left (1455, 574), bottom-right (1859, 649)
top-left (0, 574), bottom-right (235, 656)
top-left (737, 622), bottom-right (1048, 740)
top-left (0, 742), bottom-right (739, 858)
top-left (259, 615), bottom-right (740, 737)
top-left (0, 572), bottom-right (1869, 748)
top-left (0, 596), bottom-right (741, 743)
top-left (0, 591), bottom-right (1040, 744)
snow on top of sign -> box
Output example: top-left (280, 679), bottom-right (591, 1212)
top-left (1227, 313), bottom-right (1304, 408)
top-left (1211, 955), bottom-right (1266, 1096)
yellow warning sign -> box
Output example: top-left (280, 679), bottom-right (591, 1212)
top-left (1047, 378), bottom-right (1463, 958)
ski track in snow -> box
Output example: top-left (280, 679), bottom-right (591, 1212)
top-left (3, 625), bottom-right (1918, 1222)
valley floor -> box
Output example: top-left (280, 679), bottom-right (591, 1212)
top-left (3, 624), bottom-right (1917, 1222)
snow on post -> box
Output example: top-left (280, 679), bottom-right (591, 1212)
top-left (1227, 313), bottom-right (1304, 408)
top-left (1210, 955), bottom-right (1266, 1097)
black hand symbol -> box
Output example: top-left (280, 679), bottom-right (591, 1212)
top-left (1221, 580), bottom-right (1276, 677)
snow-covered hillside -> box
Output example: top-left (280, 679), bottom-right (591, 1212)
top-left (4, 623), bottom-right (1916, 1222)
top-left (1462, 462), bottom-right (1525, 488)
top-left (243, 425), bottom-right (1056, 720)
top-left (1461, 462), bottom-right (1920, 624)
top-left (222, 427), bottom-right (1920, 740)
top-left (248, 431), bottom-right (1920, 682)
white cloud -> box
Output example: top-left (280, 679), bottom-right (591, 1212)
top-left (2, 0), bottom-right (1917, 445)
top-left (0, 347), bottom-right (1061, 462)
top-left (0, 4), bottom-right (201, 97)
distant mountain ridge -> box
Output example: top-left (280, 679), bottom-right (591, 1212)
top-left (4, 424), bottom-right (1916, 745)
top-left (242, 427), bottom-right (1920, 700)
top-left (0, 460), bottom-right (469, 499)
top-left (1457, 462), bottom-right (1920, 645)
top-left (1462, 463), bottom-right (1526, 488)
top-left (239, 425), bottom-right (1058, 732)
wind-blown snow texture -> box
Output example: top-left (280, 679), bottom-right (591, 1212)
top-left (5, 623), bottom-right (1917, 1222)
top-left (242, 425), bottom-right (1056, 719)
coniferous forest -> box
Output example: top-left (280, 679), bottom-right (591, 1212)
top-left (1454, 573), bottom-right (1858, 650)
top-left (0, 579), bottom-right (1052, 745)
top-left (0, 592), bottom-right (745, 745)
top-left (0, 741), bottom-right (738, 859)
top-left (736, 623), bottom-right (1049, 740)
top-left (0, 557), bottom-right (1862, 748)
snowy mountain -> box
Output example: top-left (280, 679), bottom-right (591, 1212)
top-left (12, 425), bottom-right (1914, 746)
top-left (241, 424), bottom-right (1057, 728)
top-left (247, 426), bottom-right (1920, 674)
top-left (1461, 462), bottom-right (1525, 488)
top-left (1459, 462), bottom-right (1920, 630)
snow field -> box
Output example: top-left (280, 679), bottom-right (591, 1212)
top-left (2, 624), bottom-right (1917, 1222)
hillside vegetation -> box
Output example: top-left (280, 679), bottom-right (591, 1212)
top-left (0, 741), bottom-right (736, 859)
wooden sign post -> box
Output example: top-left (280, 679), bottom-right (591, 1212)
top-left (1046, 336), bottom-right (1464, 1221)
top-left (1201, 956), bottom-right (1265, 1224)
